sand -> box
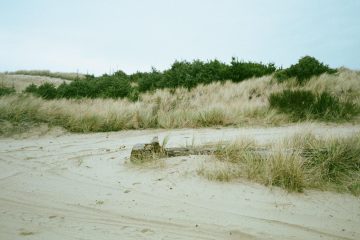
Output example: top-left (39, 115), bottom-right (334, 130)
top-left (0, 74), bottom-right (71, 92)
top-left (1, 123), bottom-right (360, 240)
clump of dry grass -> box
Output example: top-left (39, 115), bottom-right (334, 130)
top-left (285, 133), bottom-right (360, 193)
top-left (265, 150), bottom-right (305, 192)
top-left (198, 161), bottom-right (242, 182)
top-left (199, 133), bottom-right (360, 195)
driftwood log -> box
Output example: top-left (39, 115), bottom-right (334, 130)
top-left (130, 137), bottom-right (162, 161)
top-left (130, 136), bottom-right (218, 162)
top-left (130, 136), bottom-right (323, 163)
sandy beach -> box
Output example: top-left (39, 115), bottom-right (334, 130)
top-left (1, 124), bottom-right (360, 240)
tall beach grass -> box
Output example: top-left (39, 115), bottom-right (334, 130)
top-left (0, 69), bottom-right (359, 135)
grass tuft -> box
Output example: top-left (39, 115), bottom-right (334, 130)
top-left (199, 134), bottom-right (360, 195)
top-left (265, 151), bottom-right (305, 192)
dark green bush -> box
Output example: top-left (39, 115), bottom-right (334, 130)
top-left (0, 85), bottom-right (16, 96)
top-left (269, 90), bottom-right (316, 119)
top-left (30, 71), bottom-right (132, 99)
top-left (36, 83), bottom-right (57, 99)
top-left (24, 83), bottom-right (38, 94)
top-left (136, 68), bottom-right (163, 92)
top-left (57, 80), bottom-right (98, 98)
top-left (275, 56), bottom-right (336, 84)
top-left (269, 90), bottom-right (358, 121)
top-left (229, 58), bottom-right (276, 82)
top-left (23, 58), bottom-right (279, 99)
top-left (97, 75), bottom-right (131, 98)
top-left (132, 58), bottom-right (275, 91)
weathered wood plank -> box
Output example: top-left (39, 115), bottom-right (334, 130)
top-left (129, 136), bottom-right (327, 163)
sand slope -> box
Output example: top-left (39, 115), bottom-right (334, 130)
top-left (0, 74), bottom-right (71, 92)
top-left (0, 124), bottom-right (360, 240)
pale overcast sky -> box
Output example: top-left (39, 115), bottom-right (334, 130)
top-left (0, 0), bottom-right (359, 75)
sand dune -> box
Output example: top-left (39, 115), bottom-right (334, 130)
top-left (0, 74), bottom-right (71, 92)
top-left (1, 124), bottom-right (360, 239)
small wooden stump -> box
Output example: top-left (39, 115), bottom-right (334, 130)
top-left (130, 137), bottom-right (162, 162)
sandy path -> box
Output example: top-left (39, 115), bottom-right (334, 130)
top-left (0, 123), bottom-right (360, 240)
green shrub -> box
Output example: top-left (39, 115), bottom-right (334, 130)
top-left (29, 71), bottom-right (132, 100)
top-left (269, 90), bottom-right (358, 121)
top-left (0, 85), bottom-right (16, 96)
top-left (56, 80), bottom-right (96, 98)
top-left (229, 58), bottom-right (276, 82)
top-left (22, 58), bottom-right (279, 99)
top-left (133, 58), bottom-right (275, 91)
top-left (98, 76), bottom-right (131, 98)
top-left (275, 56), bottom-right (336, 83)
top-left (24, 83), bottom-right (38, 94)
top-left (37, 83), bottom-right (57, 99)
top-left (136, 68), bottom-right (163, 92)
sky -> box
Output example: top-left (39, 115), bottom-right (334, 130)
top-left (0, 0), bottom-right (359, 75)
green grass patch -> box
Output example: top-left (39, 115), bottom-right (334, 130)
top-left (269, 90), bottom-right (358, 121)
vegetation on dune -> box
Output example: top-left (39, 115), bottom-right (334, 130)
top-left (25, 72), bottom-right (133, 100)
top-left (267, 57), bottom-right (357, 121)
top-left (22, 58), bottom-right (277, 100)
top-left (0, 67), bottom-right (359, 134)
top-left (2, 57), bottom-right (360, 196)
top-left (19, 56), bottom-right (341, 103)
top-left (0, 76), bottom-right (284, 133)
top-left (275, 56), bottom-right (337, 84)
top-left (19, 56), bottom-right (339, 103)
top-left (198, 134), bottom-right (360, 195)
top-left (0, 85), bottom-right (16, 96)
top-left (269, 90), bottom-right (358, 121)
top-left (0, 57), bottom-right (359, 135)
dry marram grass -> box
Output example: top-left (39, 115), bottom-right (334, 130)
top-left (198, 133), bottom-right (360, 195)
